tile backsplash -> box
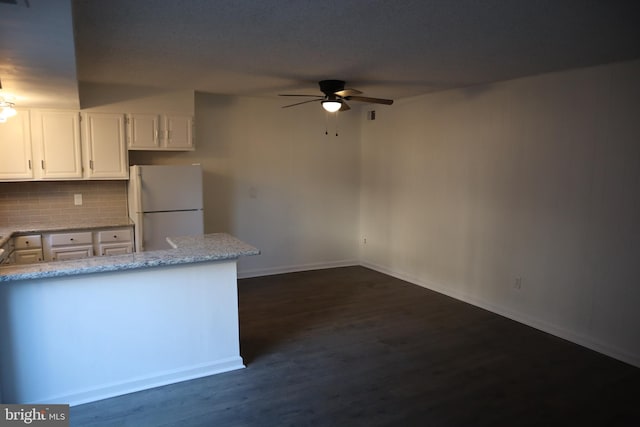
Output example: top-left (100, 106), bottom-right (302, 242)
top-left (0, 181), bottom-right (128, 227)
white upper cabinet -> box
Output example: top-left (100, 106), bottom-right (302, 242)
top-left (2, 110), bottom-right (129, 182)
top-left (127, 113), bottom-right (161, 149)
top-left (127, 114), bottom-right (194, 151)
top-left (0, 110), bottom-right (34, 180)
top-left (165, 115), bottom-right (194, 150)
top-left (31, 110), bottom-right (83, 180)
top-left (82, 113), bottom-right (128, 179)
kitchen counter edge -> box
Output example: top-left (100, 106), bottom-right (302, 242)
top-left (0, 233), bottom-right (260, 282)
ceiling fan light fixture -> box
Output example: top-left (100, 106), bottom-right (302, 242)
top-left (1, 105), bottom-right (17, 118)
top-left (0, 94), bottom-right (17, 122)
top-left (321, 100), bottom-right (342, 113)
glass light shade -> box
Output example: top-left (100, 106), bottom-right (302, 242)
top-left (321, 100), bottom-right (342, 113)
top-left (1, 106), bottom-right (17, 119)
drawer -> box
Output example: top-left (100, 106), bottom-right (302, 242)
top-left (14, 235), bottom-right (42, 249)
top-left (96, 228), bottom-right (132, 243)
top-left (49, 232), bottom-right (93, 246)
top-left (14, 248), bottom-right (44, 264)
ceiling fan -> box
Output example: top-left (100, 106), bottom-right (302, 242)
top-left (279, 80), bottom-right (393, 112)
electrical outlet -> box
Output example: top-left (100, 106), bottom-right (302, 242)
top-left (74, 194), bottom-right (83, 206)
top-left (514, 277), bottom-right (522, 289)
top-left (363, 237), bottom-right (367, 244)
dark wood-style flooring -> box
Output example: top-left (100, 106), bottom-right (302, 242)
top-left (71, 266), bottom-right (639, 426)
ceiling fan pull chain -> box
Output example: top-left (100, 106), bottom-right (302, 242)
top-left (325, 111), bottom-right (329, 135)
top-left (335, 112), bottom-right (339, 136)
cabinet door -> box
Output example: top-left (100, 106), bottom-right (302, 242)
top-left (51, 246), bottom-right (93, 261)
top-left (164, 115), bottom-right (194, 150)
top-left (99, 243), bottom-right (133, 256)
top-left (127, 114), bottom-right (160, 150)
top-left (82, 113), bottom-right (128, 179)
top-left (32, 110), bottom-right (82, 179)
top-left (0, 110), bottom-right (34, 180)
top-left (14, 248), bottom-right (44, 264)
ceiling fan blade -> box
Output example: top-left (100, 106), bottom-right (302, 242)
top-left (279, 94), bottom-right (323, 97)
top-left (339, 101), bottom-right (351, 111)
top-left (345, 95), bottom-right (394, 105)
top-left (282, 98), bottom-right (322, 108)
top-left (334, 88), bottom-right (362, 97)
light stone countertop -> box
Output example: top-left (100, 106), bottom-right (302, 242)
top-left (0, 233), bottom-right (259, 282)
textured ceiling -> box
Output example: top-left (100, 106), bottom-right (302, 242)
top-left (2, 0), bottom-right (640, 109)
top-left (0, 0), bottom-right (78, 109)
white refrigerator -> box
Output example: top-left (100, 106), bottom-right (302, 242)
top-left (128, 164), bottom-right (204, 251)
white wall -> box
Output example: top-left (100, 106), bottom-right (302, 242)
top-left (360, 59), bottom-right (640, 367)
top-left (0, 261), bottom-right (243, 405)
top-left (79, 82), bottom-right (195, 114)
top-left (130, 94), bottom-right (362, 277)
top-left (78, 64), bottom-right (640, 366)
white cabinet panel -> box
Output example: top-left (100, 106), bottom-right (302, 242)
top-left (49, 232), bottom-right (93, 246)
top-left (31, 110), bottom-right (82, 179)
top-left (14, 248), bottom-right (44, 264)
top-left (82, 113), bottom-right (128, 179)
top-left (165, 115), bottom-right (193, 150)
top-left (127, 114), bottom-right (193, 151)
top-left (11, 235), bottom-right (43, 264)
top-left (44, 231), bottom-right (94, 261)
top-left (99, 243), bottom-right (132, 256)
top-left (52, 247), bottom-right (93, 261)
top-left (0, 110), bottom-right (33, 180)
top-left (94, 227), bottom-right (133, 256)
top-left (127, 114), bottom-right (160, 149)
top-left (14, 235), bottom-right (42, 249)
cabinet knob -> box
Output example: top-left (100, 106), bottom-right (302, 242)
top-left (70, 238), bottom-right (74, 241)
top-left (113, 235), bottom-right (118, 239)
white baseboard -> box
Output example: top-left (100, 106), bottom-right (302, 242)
top-left (41, 357), bottom-right (245, 407)
top-left (238, 259), bottom-right (359, 279)
top-left (361, 261), bottom-right (640, 368)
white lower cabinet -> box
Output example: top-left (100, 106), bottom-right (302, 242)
top-left (44, 231), bottom-right (94, 262)
top-left (42, 227), bottom-right (133, 261)
top-left (13, 235), bottom-right (44, 264)
top-left (94, 228), bottom-right (133, 256)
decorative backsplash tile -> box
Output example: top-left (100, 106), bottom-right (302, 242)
top-left (0, 181), bottom-right (128, 227)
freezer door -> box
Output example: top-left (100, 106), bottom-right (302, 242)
top-left (142, 210), bottom-right (204, 251)
top-left (138, 165), bottom-right (203, 212)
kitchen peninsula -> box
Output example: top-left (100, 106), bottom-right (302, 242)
top-left (0, 233), bottom-right (259, 406)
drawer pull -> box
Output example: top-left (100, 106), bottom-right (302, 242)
top-left (70, 238), bottom-right (74, 241)
top-left (113, 235), bottom-right (118, 239)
